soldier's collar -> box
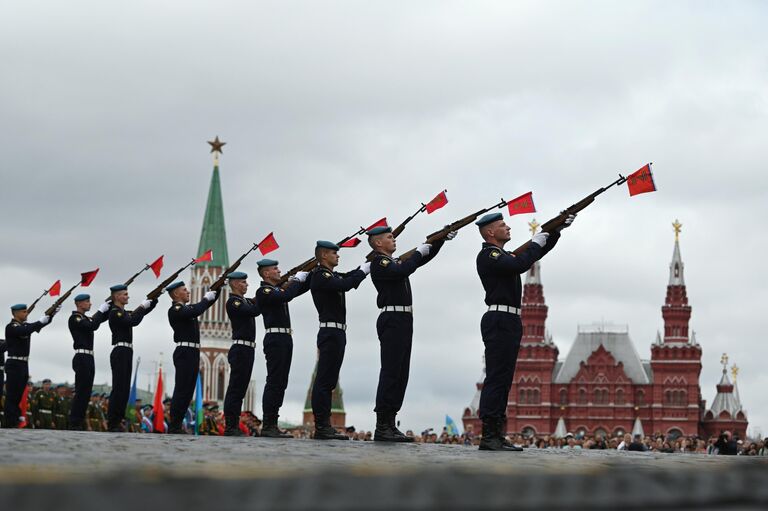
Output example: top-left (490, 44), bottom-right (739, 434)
top-left (318, 264), bottom-right (334, 272)
top-left (482, 242), bottom-right (505, 250)
top-left (230, 293), bottom-right (244, 299)
top-left (260, 281), bottom-right (278, 289)
top-left (374, 251), bottom-right (393, 261)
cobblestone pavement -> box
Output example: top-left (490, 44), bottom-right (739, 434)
top-left (1, 430), bottom-right (767, 510)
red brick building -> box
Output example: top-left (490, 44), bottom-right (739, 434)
top-left (463, 221), bottom-right (748, 439)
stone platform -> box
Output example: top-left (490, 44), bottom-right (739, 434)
top-left (1, 430), bottom-right (767, 510)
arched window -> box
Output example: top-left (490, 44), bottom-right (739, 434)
top-left (615, 389), bottom-right (625, 405)
top-left (578, 388), bottom-right (587, 404)
top-left (518, 388), bottom-right (526, 404)
top-left (521, 426), bottom-right (536, 438)
top-left (559, 389), bottom-right (568, 405)
top-left (667, 428), bottom-right (683, 441)
top-left (636, 390), bottom-right (645, 406)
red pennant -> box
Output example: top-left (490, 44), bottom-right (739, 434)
top-left (340, 237), bottom-right (361, 248)
top-left (507, 191), bottom-right (536, 216)
top-left (258, 232), bottom-right (279, 255)
top-left (627, 163), bottom-right (657, 197)
top-left (149, 255), bottom-right (164, 278)
top-left (194, 249), bottom-right (213, 263)
top-left (80, 268), bottom-right (99, 287)
top-left (19, 384), bottom-right (31, 428)
top-left (152, 367), bottom-right (165, 433)
top-left (425, 190), bottom-right (448, 214)
top-left (366, 217), bottom-right (388, 231)
top-left (48, 280), bottom-right (62, 297)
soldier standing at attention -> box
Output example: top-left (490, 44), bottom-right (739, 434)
top-left (367, 225), bottom-right (456, 442)
top-left (474, 212), bottom-right (574, 451)
top-left (223, 271), bottom-right (260, 436)
top-left (309, 241), bottom-right (369, 440)
top-left (3, 303), bottom-right (57, 429)
top-left (32, 378), bottom-right (57, 429)
top-left (254, 259), bottom-right (311, 438)
top-left (164, 281), bottom-right (218, 434)
top-left (0, 338), bottom-right (6, 409)
top-left (68, 293), bottom-right (111, 430)
top-left (86, 392), bottom-right (105, 432)
top-left (106, 284), bottom-right (158, 432)
top-left (53, 384), bottom-right (71, 430)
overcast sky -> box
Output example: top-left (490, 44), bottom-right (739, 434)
top-left (2, 1), bottom-right (766, 436)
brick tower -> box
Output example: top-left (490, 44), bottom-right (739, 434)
top-left (649, 220), bottom-right (702, 436)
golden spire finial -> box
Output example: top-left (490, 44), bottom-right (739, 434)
top-left (720, 353), bottom-right (728, 372)
top-left (731, 364), bottom-right (739, 382)
top-left (672, 219), bottom-right (682, 241)
top-left (528, 218), bottom-right (540, 238)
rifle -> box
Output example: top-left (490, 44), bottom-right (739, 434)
top-left (146, 258), bottom-right (197, 301)
top-left (209, 242), bottom-right (261, 292)
top-left (399, 199), bottom-right (509, 261)
top-left (45, 283), bottom-right (80, 317)
top-left (26, 288), bottom-right (50, 314)
top-left (104, 264), bottom-right (152, 301)
top-left (364, 202), bottom-right (430, 262)
top-left (276, 227), bottom-right (366, 285)
top-left (510, 174), bottom-right (627, 255)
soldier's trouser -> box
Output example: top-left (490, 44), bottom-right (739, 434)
top-left (107, 346), bottom-right (133, 427)
top-left (3, 360), bottom-right (27, 428)
top-left (70, 353), bottom-right (95, 423)
top-left (374, 312), bottom-right (413, 414)
top-left (311, 328), bottom-right (346, 419)
top-left (262, 333), bottom-right (293, 416)
top-left (37, 412), bottom-right (54, 429)
top-left (478, 311), bottom-right (522, 419)
top-left (171, 345), bottom-right (200, 423)
top-left (0, 366), bottom-right (5, 403)
top-left (223, 344), bottom-right (255, 419)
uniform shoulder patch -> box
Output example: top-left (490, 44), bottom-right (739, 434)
top-left (380, 259), bottom-right (391, 267)
top-left (322, 271), bottom-right (332, 278)
top-left (116, 311), bottom-right (123, 317)
top-left (174, 305), bottom-right (182, 310)
top-left (489, 250), bottom-right (501, 259)
top-left (263, 288), bottom-right (272, 294)
top-left (12, 322), bottom-right (19, 327)
top-left (75, 316), bottom-right (82, 322)
top-left (234, 300), bottom-right (242, 307)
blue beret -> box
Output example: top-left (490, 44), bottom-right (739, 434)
top-left (475, 212), bottom-right (504, 228)
top-left (316, 240), bottom-right (340, 251)
top-left (91, 391), bottom-right (100, 397)
top-left (256, 258), bottom-right (279, 268)
top-left (165, 281), bottom-right (185, 292)
top-left (74, 294), bottom-right (90, 302)
top-left (367, 226), bottom-right (392, 236)
top-left (110, 284), bottom-right (128, 293)
top-left (10, 303), bottom-right (27, 311)
top-left (228, 271), bottom-right (248, 280)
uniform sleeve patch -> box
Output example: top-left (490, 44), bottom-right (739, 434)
top-left (490, 250), bottom-right (501, 259)
top-left (380, 259), bottom-right (391, 267)
top-left (264, 288), bottom-right (272, 294)
top-left (174, 305), bottom-right (182, 310)
top-left (12, 323), bottom-right (18, 327)
top-left (116, 312), bottom-right (123, 317)
top-left (75, 317), bottom-right (82, 322)
top-left (234, 300), bottom-right (241, 307)
top-left (323, 271), bottom-right (332, 278)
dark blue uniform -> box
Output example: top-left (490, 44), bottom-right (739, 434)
top-left (309, 265), bottom-right (366, 422)
top-left (3, 319), bottom-right (47, 428)
top-left (168, 296), bottom-right (217, 426)
top-left (106, 301), bottom-right (157, 430)
top-left (255, 279), bottom-right (310, 418)
top-left (68, 310), bottom-right (108, 428)
top-left (476, 233), bottom-right (559, 420)
top-left (370, 241), bottom-right (444, 415)
top-left (223, 294), bottom-right (260, 423)
top-left (0, 339), bottom-right (5, 410)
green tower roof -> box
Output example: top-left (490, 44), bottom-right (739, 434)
top-left (303, 362), bottom-right (345, 413)
top-left (197, 164), bottom-right (229, 267)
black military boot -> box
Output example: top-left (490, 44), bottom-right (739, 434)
top-left (391, 413), bottom-right (414, 442)
top-left (167, 417), bottom-right (185, 435)
top-left (313, 416), bottom-right (348, 440)
top-left (67, 418), bottom-right (85, 431)
top-left (374, 412), bottom-right (411, 442)
top-left (499, 417), bottom-right (523, 451)
top-left (261, 414), bottom-right (293, 438)
top-left (223, 415), bottom-right (244, 437)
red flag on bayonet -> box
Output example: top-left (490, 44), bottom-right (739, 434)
top-left (340, 238), bottom-right (361, 248)
top-left (19, 384), bottom-right (31, 428)
top-left (152, 367), bottom-right (165, 433)
top-left (626, 163), bottom-right (657, 196)
top-left (425, 190), bottom-right (448, 214)
top-left (80, 268), bottom-right (99, 287)
top-left (507, 191), bottom-right (536, 216)
top-left (149, 255), bottom-right (164, 278)
top-left (366, 218), bottom-right (388, 231)
top-left (258, 232), bottom-right (279, 255)
top-left (194, 249), bottom-right (213, 263)
top-left (49, 280), bottom-right (62, 297)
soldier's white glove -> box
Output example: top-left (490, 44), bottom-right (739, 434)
top-left (557, 214), bottom-right (576, 232)
top-left (532, 232), bottom-right (549, 247)
top-left (203, 291), bottom-right (217, 301)
top-left (38, 315), bottom-right (51, 325)
top-left (445, 230), bottom-right (458, 241)
top-left (98, 302), bottom-right (111, 314)
top-left (289, 271), bottom-right (309, 283)
top-left (416, 244), bottom-right (432, 256)
top-left (139, 299), bottom-right (152, 309)
top-left (359, 262), bottom-right (371, 275)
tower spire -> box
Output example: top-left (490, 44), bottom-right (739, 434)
top-left (662, 219), bottom-right (691, 343)
top-left (197, 138), bottom-right (229, 267)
